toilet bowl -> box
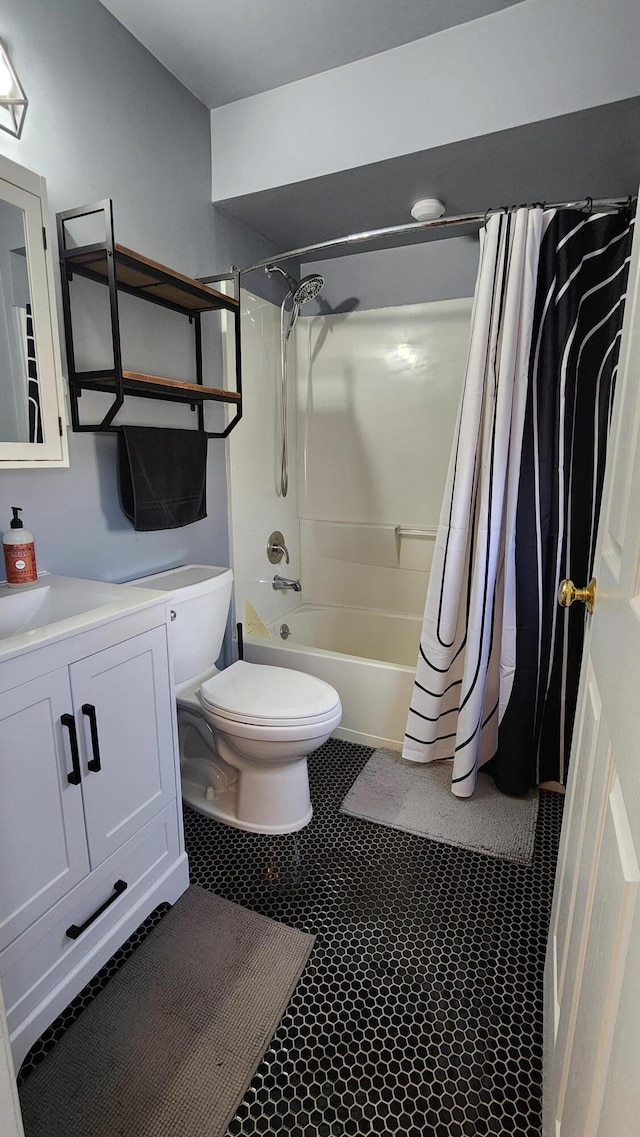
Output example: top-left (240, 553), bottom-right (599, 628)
top-left (131, 565), bottom-right (342, 833)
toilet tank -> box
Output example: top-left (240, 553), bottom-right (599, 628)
top-left (131, 564), bottom-right (233, 687)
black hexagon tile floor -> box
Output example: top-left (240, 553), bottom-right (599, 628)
top-left (19, 738), bottom-right (563, 1137)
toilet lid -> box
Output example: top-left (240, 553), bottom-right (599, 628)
top-left (199, 660), bottom-right (340, 723)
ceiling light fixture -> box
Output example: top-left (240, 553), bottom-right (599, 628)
top-left (411, 198), bottom-right (446, 222)
top-left (0, 40), bottom-right (27, 139)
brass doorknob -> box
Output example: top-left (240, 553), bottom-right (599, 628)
top-left (558, 577), bottom-right (597, 614)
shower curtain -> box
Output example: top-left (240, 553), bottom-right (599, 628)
top-left (24, 304), bottom-right (43, 444)
top-left (403, 204), bottom-right (634, 797)
top-left (486, 208), bottom-right (634, 794)
top-left (402, 208), bottom-right (546, 796)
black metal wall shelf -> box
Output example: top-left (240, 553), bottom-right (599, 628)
top-left (56, 200), bottom-right (242, 437)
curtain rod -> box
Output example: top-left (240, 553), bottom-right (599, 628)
top-left (235, 197), bottom-right (632, 276)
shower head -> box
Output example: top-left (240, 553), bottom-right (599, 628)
top-left (266, 263), bottom-right (324, 305)
top-left (293, 273), bottom-right (324, 304)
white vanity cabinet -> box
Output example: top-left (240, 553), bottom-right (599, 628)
top-left (0, 598), bottom-right (188, 1069)
top-left (0, 668), bottom-right (90, 948)
top-left (68, 626), bottom-right (177, 868)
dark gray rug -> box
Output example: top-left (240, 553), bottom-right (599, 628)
top-left (19, 886), bottom-right (315, 1137)
top-left (341, 748), bottom-right (539, 865)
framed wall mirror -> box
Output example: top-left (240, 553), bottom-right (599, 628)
top-left (0, 154), bottom-right (68, 466)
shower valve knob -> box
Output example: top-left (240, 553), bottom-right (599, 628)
top-left (267, 531), bottom-right (290, 564)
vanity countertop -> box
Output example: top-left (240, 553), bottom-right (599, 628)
top-left (0, 572), bottom-right (172, 664)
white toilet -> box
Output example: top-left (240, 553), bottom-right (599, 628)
top-left (133, 564), bottom-right (342, 834)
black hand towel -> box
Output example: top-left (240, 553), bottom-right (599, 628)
top-left (118, 425), bottom-right (207, 531)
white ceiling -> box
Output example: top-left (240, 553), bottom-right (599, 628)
top-left (97, 0), bottom-right (525, 108)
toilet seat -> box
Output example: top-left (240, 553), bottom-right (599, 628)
top-left (203, 707), bottom-right (343, 745)
top-left (199, 660), bottom-right (340, 727)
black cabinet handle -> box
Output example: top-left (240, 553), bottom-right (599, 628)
top-left (61, 713), bottom-right (81, 785)
top-left (82, 703), bottom-right (102, 772)
top-left (65, 879), bottom-right (128, 940)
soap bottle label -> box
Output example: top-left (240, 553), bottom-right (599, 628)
top-left (4, 543), bottom-right (37, 584)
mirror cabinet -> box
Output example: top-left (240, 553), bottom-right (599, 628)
top-left (0, 154), bottom-right (68, 467)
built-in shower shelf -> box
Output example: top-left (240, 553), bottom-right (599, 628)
top-left (57, 199), bottom-right (242, 438)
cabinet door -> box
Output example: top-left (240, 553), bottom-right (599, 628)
top-left (70, 627), bottom-right (177, 868)
top-left (0, 669), bottom-right (89, 950)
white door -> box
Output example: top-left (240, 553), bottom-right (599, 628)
top-left (544, 207), bottom-right (640, 1134)
top-left (70, 627), bottom-right (177, 867)
top-left (0, 669), bottom-right (90, 951)
top-left (0, 981), bottom-right (23, 1137)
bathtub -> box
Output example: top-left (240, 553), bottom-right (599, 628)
top-left (244, 604), bottom-right (422, 750)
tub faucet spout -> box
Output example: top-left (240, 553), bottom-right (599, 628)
top-left (272, 574), bottom-right (302, 592)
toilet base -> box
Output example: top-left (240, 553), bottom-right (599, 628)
top-left (181, 755), bottom-right (313, 834)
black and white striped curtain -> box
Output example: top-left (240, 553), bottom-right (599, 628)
top-left (486, 209), bottom-right (633, 794)
top-left (403, 205), bottom-right (633, 797)
top-left (25, 303), bottom-right (43, 444)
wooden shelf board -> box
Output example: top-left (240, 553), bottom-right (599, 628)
top-left (123, 371), bottom-right (240, 400)
top-left (65, 243), bottom-right (238, 313)
top-left (77, 370), bottom-right (240, 403)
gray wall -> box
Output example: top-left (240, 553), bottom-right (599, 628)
top-left (303, 235), bottom-right (480, 313)
top-left (210, 0), bottom-right (640, 201)
top-left (212, 205), bottom-right (300, 305)
top-left (0, 0), bottom-right (276, 583)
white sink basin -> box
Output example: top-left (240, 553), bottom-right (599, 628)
top-left (0, 579), bottom-right (134, 638)
top-left (0, 573), bottom-right (171, 661)
top-left (0, 585), bottom-right (53, 638)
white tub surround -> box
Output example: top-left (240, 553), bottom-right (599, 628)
top-left (299, 520), bottom-right (435, 615)
top-left (297, 299), bottom-right (471, 523)
top-left (227, 293), bottom-right (472, 750)
top-left (226, 290), bottom-right (303, 633)
top-left (296, 298), bottom-right (471, 617)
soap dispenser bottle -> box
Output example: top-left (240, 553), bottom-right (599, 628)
top-left (3, 507), bottom-right (37, 587)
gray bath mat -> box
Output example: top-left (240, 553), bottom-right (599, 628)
top-left (19, 886), bottom-right (314, 1137)
top-left (341, 748), bottom-right (539, 865)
